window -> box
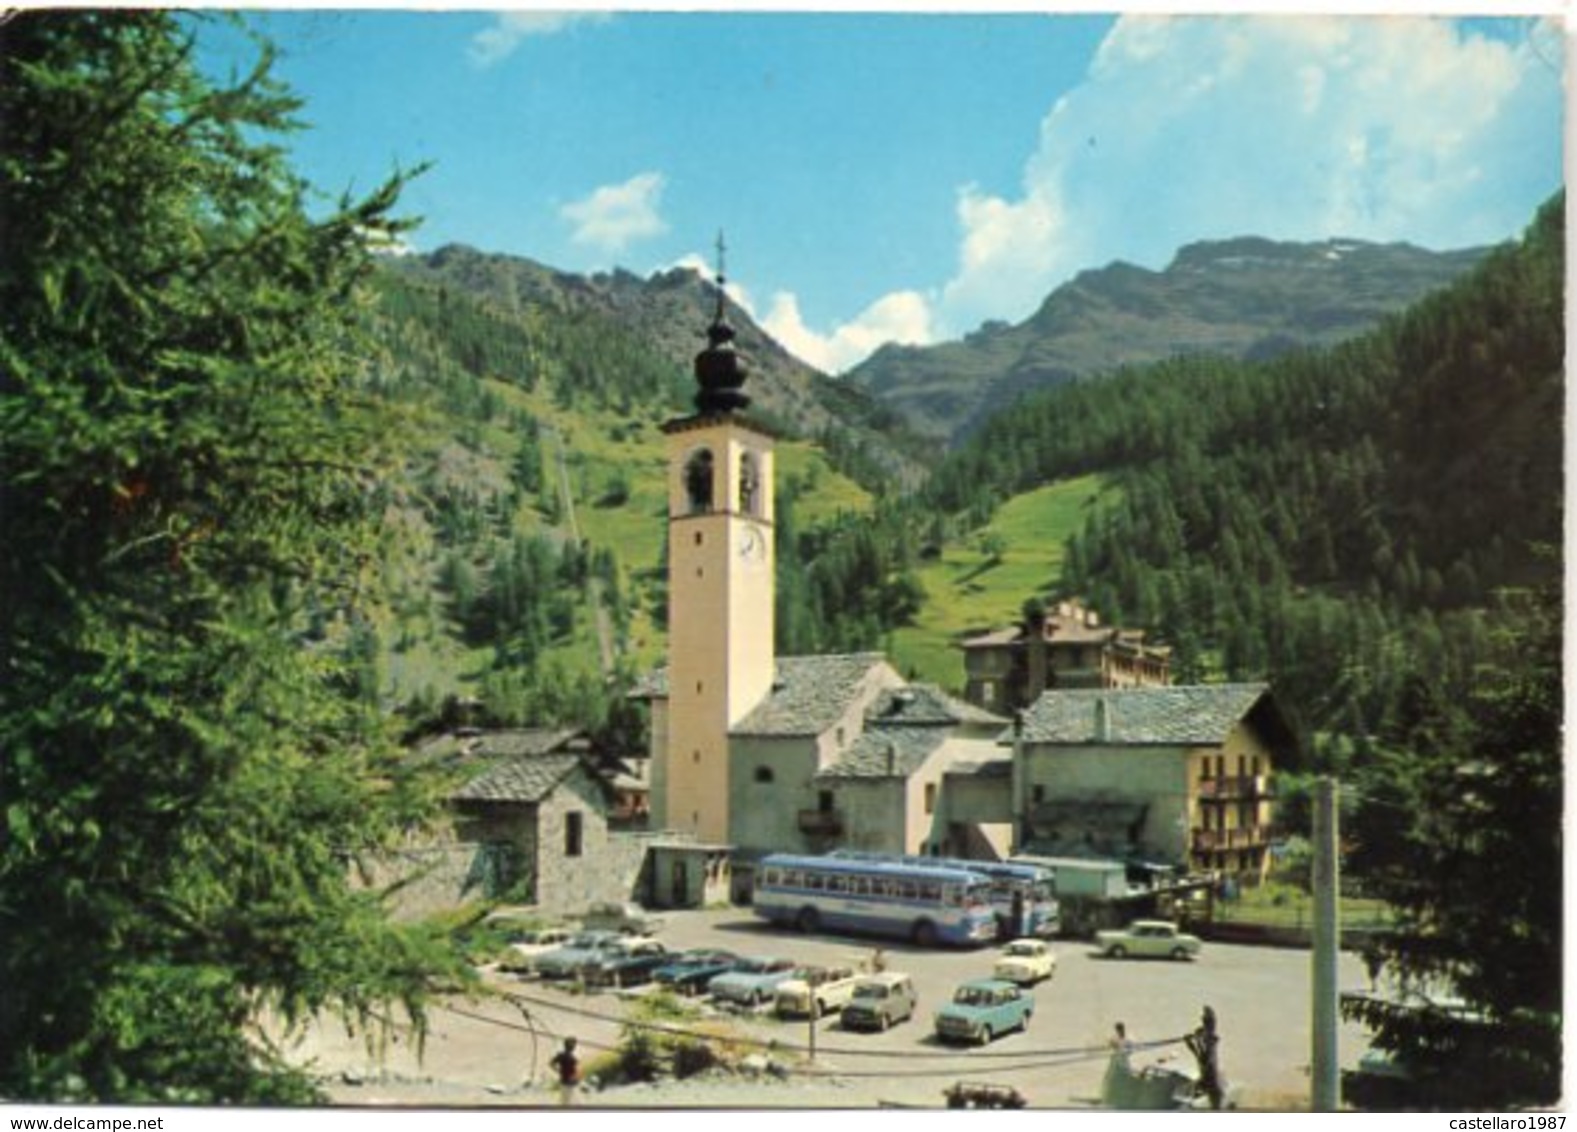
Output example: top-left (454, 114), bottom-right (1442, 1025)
top-left (754, 766), bottom-right (775, 784)
top-left (684, 449), bottom-right (715, 513)
top-left (817, 790), bottom-right (834, 813)
top-left (924, 782), bottom-right (937, 815)
top-left (565, 812), bottom-right (583, 858)
top-left (1031, 784), bottom-right (1046, 804)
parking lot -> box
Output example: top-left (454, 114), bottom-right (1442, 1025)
top-left (293, 906), bottom-right (1375, 1110)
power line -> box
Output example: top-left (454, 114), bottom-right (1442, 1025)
top-left (438, 991), bottom-right (1190, 1084)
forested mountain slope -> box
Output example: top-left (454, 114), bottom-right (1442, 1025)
top-left (385, 245), bottom-right (925, 487)
top-left (923, 193), bottom-right (1563, 755)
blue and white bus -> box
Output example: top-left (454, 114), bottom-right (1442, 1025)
top-left (829, 850), bottom-right (1060, 938)
top-left (753, 853), bottom-right (998, 948)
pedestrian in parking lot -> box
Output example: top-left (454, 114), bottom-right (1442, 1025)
top-left (549, 1036), bottom-right (581, 1106)
top-left (1184, 1006), bottom-right (1224, 1110)
top-left (1101, 1021), bottom-right (1137, 1107)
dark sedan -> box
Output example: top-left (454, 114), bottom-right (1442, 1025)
top-left (651, 949), bottom-right (744, 995)
top-left (578, 937), bottom-right (672, 989)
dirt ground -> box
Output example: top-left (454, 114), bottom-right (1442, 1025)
top-left (270, 908), bottom-right (1368, 1114)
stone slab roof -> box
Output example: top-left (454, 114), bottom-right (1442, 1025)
top-left (1016, 683), bottom-right (1273, 746)
top-left (814, 726), bottom-right (949, 780)
top-left (472, 728), bottom-right (584, 757)
top-left (731, 653), bottom-right (892, 737)
top-left (451, 753), bottom-right (581, 805)
top-left (865, 684), bottom-right (1007, 729)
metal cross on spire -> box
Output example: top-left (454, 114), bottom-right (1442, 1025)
top-left (712, 230), bottom-right (728, 322)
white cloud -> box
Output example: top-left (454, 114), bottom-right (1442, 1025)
top-left (469, 11), bottom-right (611, 68)
top-left (561, 172), bottom-right (669, 255)
top-left (923, 15), bottom-right (1562, 341)
top-left (762, 289), bottom-right (935, 375)
top-left (662, 250), bottom-right (930, 375)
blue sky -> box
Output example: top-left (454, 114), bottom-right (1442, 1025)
top-left (199, 9), bottom-right (1565, 373)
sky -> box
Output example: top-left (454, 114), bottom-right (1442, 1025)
top-left (197, 7), bottom-right (1566, 374)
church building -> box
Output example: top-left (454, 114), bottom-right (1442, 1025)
top-left (634, 250), bottom-right (1007, 878)
top-left (633, 245), bottom-right (1293, 899)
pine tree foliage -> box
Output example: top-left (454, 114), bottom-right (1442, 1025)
top-left (0, 11), bottom-right (459, 1102)
top-left (1340, 581), bottom-right (1562, 1108)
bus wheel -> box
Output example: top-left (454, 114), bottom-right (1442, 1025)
top-left (912, 920), bottom-right (937, 947)
top-left (797, 907), bottom-right (820, 934)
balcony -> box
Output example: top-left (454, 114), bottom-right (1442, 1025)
top-left (798, 809), bottom-right (844, 836)
top-left (1196, 775), bottom-right (1273, 801)
top-left (1192, 825), bottom-right (1272, 853)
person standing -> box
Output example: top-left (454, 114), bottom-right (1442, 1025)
top-left (1184, 1006), bottom-right (1224, 1110)
top-left (549, 1037), bottom-right (581, 1107)
top-left (1101, 1020), bottom-right (1145, 1108)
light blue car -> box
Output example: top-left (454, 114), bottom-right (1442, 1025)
top-left (933, 978), bottom-right (1034, 1045)
top-left (706, 956), bottom-right (798, 1007)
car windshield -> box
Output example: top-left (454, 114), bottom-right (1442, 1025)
top-left (854, 984), bottom-right (888, 1000)
top-left (737, 958), bottom-right (784, 974)
top-left (955, 987), bottom-right (989, 1006)
top-left (1005, 943), bottom-right (1037, 957)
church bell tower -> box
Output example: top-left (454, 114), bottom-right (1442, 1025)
top-left (656, 238), bottom-right (776, 843)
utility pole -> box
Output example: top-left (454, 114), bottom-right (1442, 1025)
top-left (1311, 775), bottom-right (1340, 1110)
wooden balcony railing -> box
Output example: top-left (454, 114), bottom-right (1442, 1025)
top-left (1192, 825), bottom-right (1272, 852)
top-left (1196, 775), bottom-right (1273, 801)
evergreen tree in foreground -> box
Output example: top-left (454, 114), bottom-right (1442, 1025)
top-left (0, 12), bottom-right (457, 1101)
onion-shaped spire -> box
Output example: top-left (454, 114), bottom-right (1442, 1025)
top-left (693, 231), bottom-right (750, 413)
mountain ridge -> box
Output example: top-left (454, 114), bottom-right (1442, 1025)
top-left (387, 244), bottom-right (925, 486)
top-left (848, 235), bottom-right (1491, 444)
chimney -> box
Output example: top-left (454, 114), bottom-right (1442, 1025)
top-left (1094, 696), bottom-right (1112, 742)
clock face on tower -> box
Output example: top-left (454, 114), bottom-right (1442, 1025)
top-left (737, 524), bottom-right (765, 562)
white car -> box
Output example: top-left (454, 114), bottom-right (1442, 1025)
top-left (496, 926), bottom-right (575, 975)
top-left (1095, 920), bottom-right (1203, 961)
top-left (993, 938), bottom-right (1057, 985)
top-left (773, 964), bottom-right (861, 1018)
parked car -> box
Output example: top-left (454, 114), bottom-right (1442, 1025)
top-left (773, 964), bottom-right (861, 1019)
top-left (994, 938), bottom-right (1057, 985)
top-left (535, 930), bottom-right (629, 980)
top-left (578, 937), bottom-right (671, 988)
top-left (581, 900), bottom-right (664, 936)
top-left (496, 926), bottom-right (575, 975)
top-left (840, 973), bottom-right (918, 1032)
top-left (1095, 920), bottom-right (1203, 961)
top-left (934, 978), bottom-right (1034, 1045)
top-left (651, 949), bottom-right (744, 995)
top-left (708, 955), bottom-right (800, 1007)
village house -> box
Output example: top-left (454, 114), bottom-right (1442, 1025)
top-left (1012, 683), bottom-right (1293, 880)
top-left (961, 598), bottom-right (1172, 715)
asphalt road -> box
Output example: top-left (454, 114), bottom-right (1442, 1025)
top-left (290, 906), bottom-right (1375, 1110)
